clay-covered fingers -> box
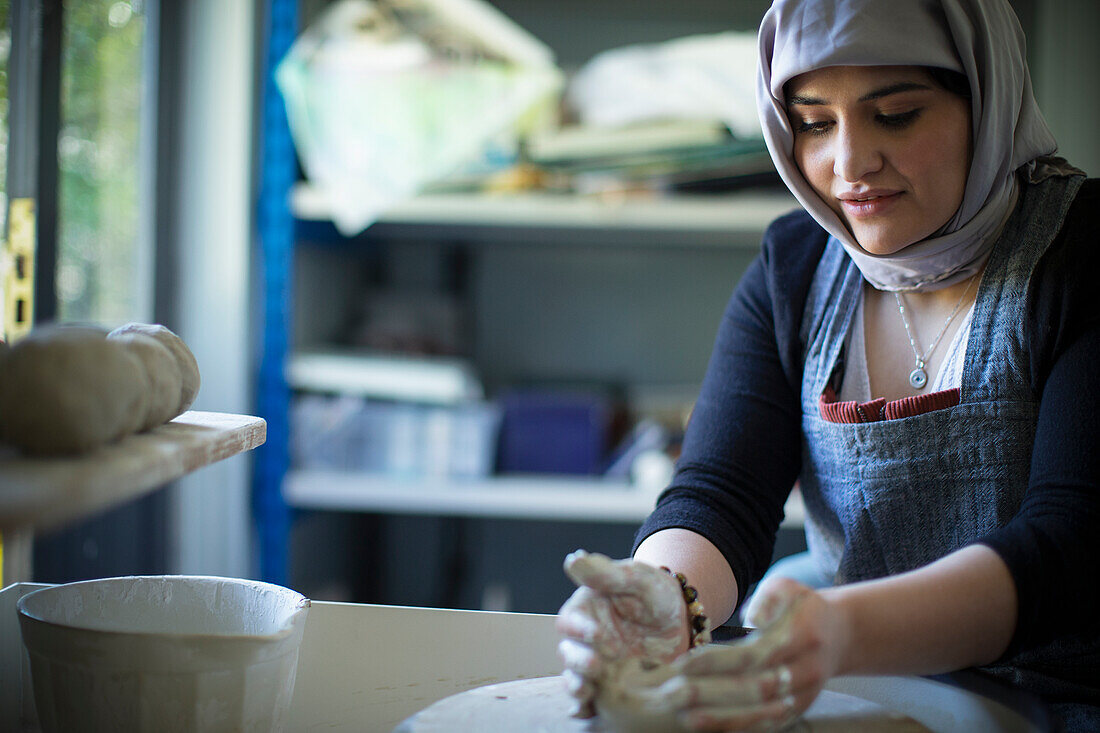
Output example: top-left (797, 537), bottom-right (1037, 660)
top-left (556, 585), bottom-right (633, 660)
top-left (742, 576), bottom-right (812, 631)
top-left (678, 696), bottom-right (797, 732)
top-left (657, 671), bottom-right (773, 710)
top-left (761, 659), bottom-right (825, 704)
top-left (674, 670), bottom-right (801, 731)
top-left (681, 581), bottom-right (811, 680)
top-left (672, 583), bottom-right (832, 731)
top-left (561, 669), bottom-right (598, 718)
top-left (667, 660), bottom-right (808, 705)
top-left (560, 551), bottom-right (686, 655)
top-left (557, 628), bottom-right (602, 717)
top-left (680, 614), bottom-right (795, 678)
top-left (563, 550), bottom-right (624, 589)
top-left (564, 551), bottom-right (679, 607)
top-left (562, 667), bottom-right (596, 698)
top-left (682, 640), bottom-right (763, 678)
top-left (556, 586), bottom-right (600, 640)
top-left (775, 664), bottom-right (794, 699)
top-left (558, 637), bottom-right (603, 678)
top-left (624, 667), bottom-right (801, 731)
top-left (564, 550), bottom-right (665, 596)
top-left (671, 664), bottom-right (814, 732)
top-left (557, 629), bottom-right (602, 718)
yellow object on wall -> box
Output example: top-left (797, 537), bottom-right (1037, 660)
top-left (3, 198), bottom-right (36, 343)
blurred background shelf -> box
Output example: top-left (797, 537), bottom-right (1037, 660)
top-left (280, 145), bottom-right (807, 611)
top-left (283, 469), bottom-right (805, 527)
top-left (290, 183), bottom-right (801, 247)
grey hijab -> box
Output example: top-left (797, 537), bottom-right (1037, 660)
top-left (756, 0), bottom-right (1067, 292)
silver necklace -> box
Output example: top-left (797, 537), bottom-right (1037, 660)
top-left (893, 276), bottom-right (977, 390)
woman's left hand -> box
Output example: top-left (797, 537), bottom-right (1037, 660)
top-left (672, 577), bottom-right (850, 731)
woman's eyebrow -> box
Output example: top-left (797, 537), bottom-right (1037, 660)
top-left (858, 81), bottom-right (933, 102)
top-left (787, 93), bottom-right (826, 106)
top-left (787, 81), bottom-right (933, 107)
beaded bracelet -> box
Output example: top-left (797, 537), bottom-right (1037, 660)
top-left (660, 567), bottom-right (712, 648)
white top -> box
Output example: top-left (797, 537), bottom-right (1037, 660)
top-left (839, 293), bottom-right (975, 403)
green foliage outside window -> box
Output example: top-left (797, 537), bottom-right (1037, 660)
top-left (57, 0), bottom-right (145, 324)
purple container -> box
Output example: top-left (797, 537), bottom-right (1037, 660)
top-left (495, 391), bottom-right (610, 475)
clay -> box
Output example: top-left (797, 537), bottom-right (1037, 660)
top-left (109, 322), bottom-right (200, 414)
top-left (593, 600), bottom-right (802, 733)
top-left (0, 326), bottom-right (149, 454)
top-left (107, 331), bottom-right (184, 430)
top-left (595, 658), bottom-right (690, 733)
top-left (562, 551), bottom-right (686, 663)
top-left (594, 656), bottom-right (933, 733)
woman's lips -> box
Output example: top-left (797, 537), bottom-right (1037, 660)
top-left (839, 191), bottom-right (903, 218)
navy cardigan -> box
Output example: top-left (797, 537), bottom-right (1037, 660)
top-left (635, 180), bottom-right (1100, 661)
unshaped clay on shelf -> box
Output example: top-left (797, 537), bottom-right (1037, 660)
top-left (0, 326), bottom-right (150, 454)
top-left (109, 322), bottom-right (201, 415)
top-left (0, 322), bottom-right (202, 455)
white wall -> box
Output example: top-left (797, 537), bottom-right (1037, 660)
top-left (168, 0), bottom-right (256, 578)
top-left (1031, 0), bottom-right (1100, 175)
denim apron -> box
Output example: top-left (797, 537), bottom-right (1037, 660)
top-left (796, 173), bottom-right (1098, 716)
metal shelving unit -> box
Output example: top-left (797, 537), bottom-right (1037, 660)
top-left (291, 182), bottom-right (799, 247)
top-left (283, 470), bottom-right (806, 527)
top-left (253, 0), bottom-right (802, 586)
top-left (255, 0), bottom-right (300, 586)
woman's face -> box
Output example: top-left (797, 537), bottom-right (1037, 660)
top-left (786, 65), bottom-right (972, 255)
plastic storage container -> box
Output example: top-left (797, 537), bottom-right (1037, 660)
top-left (292, 394), bottom-right (501, 478)
top-left (496, 391), bottom-right (611, 474)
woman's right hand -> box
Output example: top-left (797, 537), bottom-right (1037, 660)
top-left (555, 550), bottom-right (689, 717)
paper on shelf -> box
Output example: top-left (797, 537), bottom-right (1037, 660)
top-left (276, 0), bottom-right (563, 236)
top-left (567, 32), bottom-right (763, 140)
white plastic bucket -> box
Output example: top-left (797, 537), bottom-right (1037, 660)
top-left (17, 575), bottom-right (311, 733)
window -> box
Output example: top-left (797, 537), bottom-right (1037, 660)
top-left (3, 0), bottom-right (166, 584)
top-left (56, 0), bottom-right (147, 323)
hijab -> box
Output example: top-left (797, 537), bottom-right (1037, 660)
top-left (756, 0), bottom-right (1068, 291)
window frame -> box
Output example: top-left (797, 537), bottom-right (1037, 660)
top-left (4, 0), bottom-right (179, 583)
top-left (6, 0), bottom-right (62, 326)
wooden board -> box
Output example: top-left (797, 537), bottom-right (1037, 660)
top-left (397, 676), bottom-right (931, 732)
top-left (0, 411), bottom-right (265, 532)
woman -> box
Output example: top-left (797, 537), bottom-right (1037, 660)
top-left (557, 0), bottom-right (1099, 729)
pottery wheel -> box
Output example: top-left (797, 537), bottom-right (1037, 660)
top-left (395, 675), bottom-right (932, 732)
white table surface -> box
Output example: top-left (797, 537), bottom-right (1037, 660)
top-left (0, 583), bottom-right (1047, 732)
top-left (0, 582), bottom-right (560, 733)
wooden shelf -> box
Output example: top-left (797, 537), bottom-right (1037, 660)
top-left (0, 411), bottom-right (266, 533)
top-left (283, 469), bottom-right (805, 527)
top-left (291, 184), bottom-right (801, 247)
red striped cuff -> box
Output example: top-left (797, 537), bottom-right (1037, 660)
top-left (819, 385), bottom-right (961, 424)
